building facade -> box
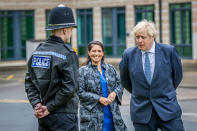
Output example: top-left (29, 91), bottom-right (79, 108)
top-left (0, 0), bottom-right (196, 62)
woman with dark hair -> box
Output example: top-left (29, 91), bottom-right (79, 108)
top-left (78, 40), bottom-right (127, 131)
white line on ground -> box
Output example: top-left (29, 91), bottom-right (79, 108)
top-left (183, 113), bottom-right (197, 118)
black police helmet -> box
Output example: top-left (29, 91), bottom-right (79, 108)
top-left (45, 4), bottom-right (77, 30)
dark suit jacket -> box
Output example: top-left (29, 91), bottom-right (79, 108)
top-left (119, 42), bottom-right (183, 124)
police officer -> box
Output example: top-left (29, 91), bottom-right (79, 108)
top-left (25, 4), bottom-right (79, 131)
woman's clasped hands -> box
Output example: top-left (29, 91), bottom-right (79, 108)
top-left (99, 91), bottom-right (116, 106)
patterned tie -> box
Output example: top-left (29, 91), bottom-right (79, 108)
top-left (145, 52), bottom-right (151, 84)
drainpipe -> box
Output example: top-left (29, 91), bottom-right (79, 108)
top-left (159, 0), bottom-right (162, 43)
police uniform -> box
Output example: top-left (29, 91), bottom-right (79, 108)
top-left (25, 5), bottom-right (79, 131)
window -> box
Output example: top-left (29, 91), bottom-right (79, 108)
top-left (135, 5), bottom-right (155, 24)
top-left (170, 3), bottom-right (192, 58)
top-left (77, 9), bottom-right (93, 56)
top-left (102, 7), bottom-right (126, 57)
top-left (0, 11), bottom-right (34, 60)
top-left (0, 11), bottom-right (14, 60)
top-left (45, 10), bottom-right (51, 38)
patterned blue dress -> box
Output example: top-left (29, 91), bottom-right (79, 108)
top-left (99, 67), bottom-right (115, 131)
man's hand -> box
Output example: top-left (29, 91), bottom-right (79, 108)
top-left (40, 106), bottom-right (50, 118)
top-left (34, 103), bottom-right (43, 118)
top-left (34, 103), bottom-right (50, 119)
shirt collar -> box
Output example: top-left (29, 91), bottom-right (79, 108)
top-left (141, 41), bottom-right (155, 54)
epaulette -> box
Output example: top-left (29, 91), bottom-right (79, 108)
top-left (35, 43), bottom-right (43, 50)
top-left (63, 44), bottom-right (75, 53)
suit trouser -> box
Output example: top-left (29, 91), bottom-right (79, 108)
top-left (133, 108), bottom-right (185, 131)
top-left (38, 113), bottom-right (78, 131)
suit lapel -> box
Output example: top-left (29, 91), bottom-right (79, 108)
top-left (152, 43), bottom-right (162, 82)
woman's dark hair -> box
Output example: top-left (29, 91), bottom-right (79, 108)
top-left (83, 40), bottom-right (105, 65)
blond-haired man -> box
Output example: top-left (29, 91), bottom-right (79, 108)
top-left (119, 20), bottom-right (184, 131)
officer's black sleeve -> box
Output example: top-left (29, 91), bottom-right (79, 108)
top-left (46, 52), bottom-right (78, 112)
top-left (25, 59), bottom-right (41, 108)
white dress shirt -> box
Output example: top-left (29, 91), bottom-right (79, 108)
top-left (141, 42), bottom-right (155, 80)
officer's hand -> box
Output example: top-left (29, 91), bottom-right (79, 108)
top-left (39, 106), bottom-right (50, 118)
top-left (34, 103), bottom-right (43, 118)
top-left (34, 104), bottom-right (50, 119)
